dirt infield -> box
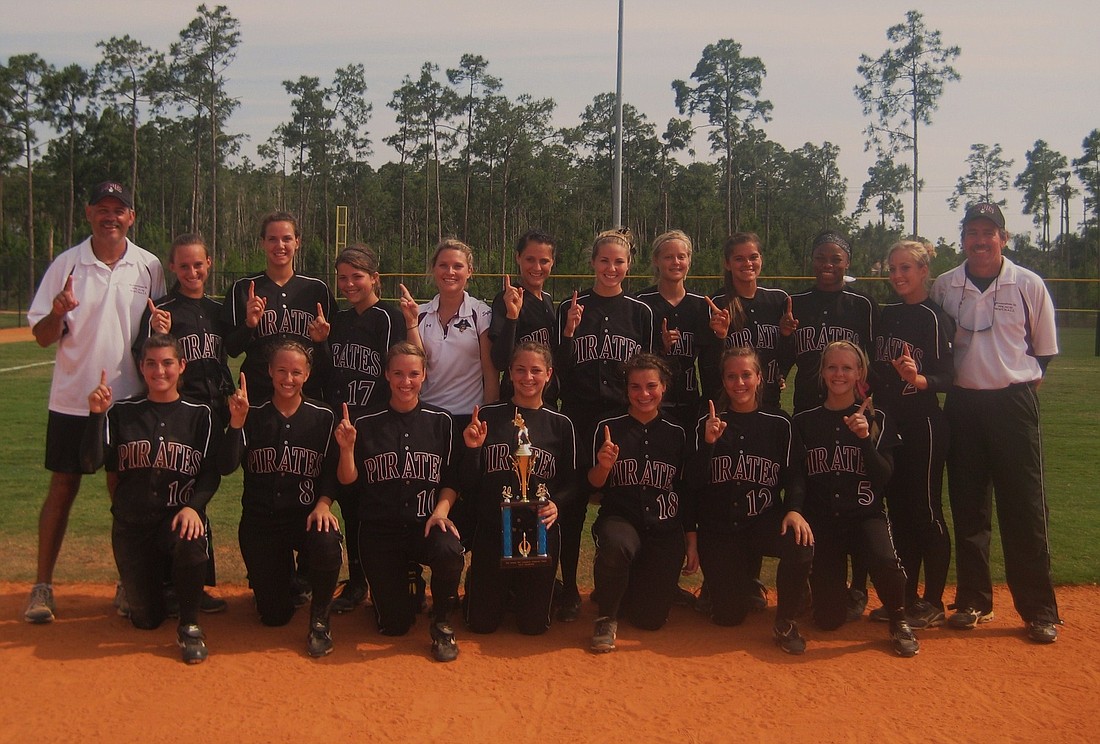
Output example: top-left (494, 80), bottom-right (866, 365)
top-left (2, 582), bottom-right (1097, 742)
top-left (0, 326), bottom-right (34, 344)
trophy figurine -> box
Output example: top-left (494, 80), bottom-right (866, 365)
top-left (500, 410), bottom-right (551, 568)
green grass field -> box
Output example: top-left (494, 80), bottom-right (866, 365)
top-left (1, 327), bottom-right (1097, 588)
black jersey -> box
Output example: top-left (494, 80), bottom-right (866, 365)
top-left (633, 286), bottom-right (710, 410)
top-left (220, 398), bottom-right (337, 514)
top-left (794, 403), bottom-right (900, 520)
top-left (221, 272), bottom-right (336, 401)
top-left (319, 300), bottom-right (406, 416)
top-left (83, 397), bottom-right (219, 524)
top-left (686, 408), bottom-right (805, 534)
top-left (489, 288), bottom-right (559, 404)
top-left (461, 402), bottom-right (577, 524)
top-left (350, 403), bottom-right (460, 531)
top-left (872, 299), bottom-right (955, 421)
top-left (555, 291), bottom-right (654, 413)
top-left (783, 287), bottom-right (879, 414)
top-left (594, 412), bottom-right (687, 533)
top-left (134, 289), bottom-right (234, 409)
top-left (701, 286), bottom-right (790, 410)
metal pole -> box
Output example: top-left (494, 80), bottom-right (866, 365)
top-left (612, 0), bottom-right (624, 228)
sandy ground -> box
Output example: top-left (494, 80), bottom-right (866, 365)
top-left (2, 581), bottom-right (1098, 743)
top-left (0, 326), bottom-right (35, 344)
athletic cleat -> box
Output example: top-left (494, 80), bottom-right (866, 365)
top-left (25, 583), bottom-right (56, 624)
top-left (673, 586), bottom-right (697, 609)
top-left (430, 621), bottom-right (459, 662)
top-left (114, 582), bottom-right (131, 618)
top-left (947, 606), bottom-right (994, 630)
top-left (890, 620), bottom-right (920, 658)
top-left (773, 620), bottom-right (807, 655)
top-left (556, 593), bottom-right (582, 623)
top-left (845, 588), bottom-right (867, 623)
top-left (331, 579), bottom-right (368, 614)
top-left (868, 606), bottom-right (891, 623)
top-left (177, 623), bottom-right (208, 664)
top-left (1026, 621), bottom-right (1058, 644)
top-left (906, 600), bottom-right (945, 629)
top-left (200, 590), bottom-right (228, 614)
top-left (307, 619), bottom-right (334, 657)
top-left (590, 616), bottom-right (618, 654)
top-left (748, 579), bottom-right (768, 612)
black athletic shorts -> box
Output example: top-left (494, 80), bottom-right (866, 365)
top-left (45, 411), bottom-right (92, 474)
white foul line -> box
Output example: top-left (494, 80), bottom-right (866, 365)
top-left (0, 361), bottom-right (54, 373)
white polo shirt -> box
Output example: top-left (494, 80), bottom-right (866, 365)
top-left (930, 257), bottom-right (1057, 390)
top-left (28, 237), bottom-right (166, 416)
top-left (417, 292), bottom-right (492, 416)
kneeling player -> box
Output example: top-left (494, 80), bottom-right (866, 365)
top-left (335, 342), bottom-right (465, 662)
top-left (220, 340), bottom-right (344, 658)
top-left (81, 334), bottom-right (219, 664)
top-left (689, 348), bottom-right (814, 654)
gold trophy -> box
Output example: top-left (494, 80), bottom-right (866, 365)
top-left (500, 410), bottom-right (550, 568)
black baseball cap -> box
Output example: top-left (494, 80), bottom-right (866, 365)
top-left (88, 181), bottom-right (134, 209)
top-left (961, 202), bottom-right (1005, 230)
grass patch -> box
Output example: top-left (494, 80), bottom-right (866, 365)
top-left (0, 326), bottom-right (1096, 587)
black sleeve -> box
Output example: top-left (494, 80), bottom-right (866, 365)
top-left (221, 283), bottom-right (254, 358)
top-left (488, 292), bottom-right (516, 372)
top-left (860, 438), bottom-right (893, 489)
top-left (781, 424), bottom-right (807, 514)
top-left (79, 411), bottom-right (107, 474)
top-left (188, 420), bottom-right (221, 513)
top-left (218, 425), bottom-right (246, 476)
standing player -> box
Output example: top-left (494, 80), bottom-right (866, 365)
top-left (555, 228), bottom-right (655, 622)
top-left (783, 230), bottom-right (879, 414)
top-left (313, 244), bottom-right (421, 614)
top-left (219, 341), bottom-right (344, 658)
top-left (25, 180), bottom-right (165, 623)
top-left (867, 240), bottom-right (954, 628)
top-left (930, 203), bottom-right (1060, 643)
top-left (489, 230), bottom-right (560, 406)
top-left (687, 348), bottom-right (814, 654)
top-left (336, 342), bottom-right (465, 662)
top-left (793, 341), bottom-right (919, 657)
top-left (461, 343), bottom-right (576, 635)
top-left (221, 211), bottom-right (335, 402)
top-left (701, 232), bottom-right (797, 411)
top-left (134, 233), bottom-right (232, 615)
top-left (634, 230), bottom-right (712, 429)
top-left (80, 335), bottom-right (219, 663)
top-left (587, 354), bottom-right (694, 653)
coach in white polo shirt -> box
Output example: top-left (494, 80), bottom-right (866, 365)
top-left (23, 181), bottom-right (165, 624)
top-left (930, 202), bottom-right (1059, 644)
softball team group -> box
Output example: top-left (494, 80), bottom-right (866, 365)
top-left (59, 212), bottom-right (999, 664)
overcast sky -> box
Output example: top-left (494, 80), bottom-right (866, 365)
top-left (5, 0), bottom-right (1098, 245)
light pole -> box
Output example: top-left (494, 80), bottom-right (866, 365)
top-left (612, 0), bottom-right (624, 228)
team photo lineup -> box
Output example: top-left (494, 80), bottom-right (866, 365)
top-left (22, 180), bottom-right (1061, 664)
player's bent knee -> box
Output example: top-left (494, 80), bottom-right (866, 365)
top-left (305, 530), bottom-right (344, 572)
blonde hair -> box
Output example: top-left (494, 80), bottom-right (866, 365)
top-left (428, 238), bottom-right (475, 273)
top-left (650, 230), bottom-right (693, 278)
top-left (591, 227), bottom-right (635, 262)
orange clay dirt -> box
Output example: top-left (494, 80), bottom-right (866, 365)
top-left (2, 581), bottom-right (1098, 742)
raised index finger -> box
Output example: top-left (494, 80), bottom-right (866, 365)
top-left (147, 298), bottom-right (156, 314)
top-left (704, 295), bottom-right (721, 313)
top-left (471, 404), bottom-right (480, 424)
top-left (316, 302), bottom-right (325, 320)
top-left (604, 425), bottom-right (612, 445)
top-left (248, 280), bottom-right (255, 300)
top-left (238, 372), bottom-right (247, 394)
top-left (856, 395), bottom-right (872, 417)
top-left (708, 399), bottom-right (716, 419)
top-left (571, 289), bottom-right (578, 308)
top-left (786, 296), bottom-right (793, 316)
top-left (342, 402), bottom-right (350, 422)
top-left (503, 275), bottom-right (511, 291)
top-left (902, 342), bottom-right (912, 358)
top-left (100, 369), bottom-right (108, 386)
top-left (64, 275), bottom-right (74, 294)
